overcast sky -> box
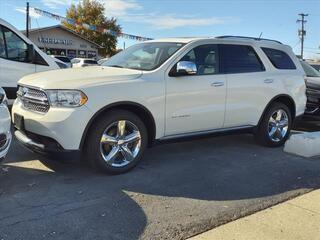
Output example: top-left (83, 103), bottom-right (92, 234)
top-left (1, 0), bottom-right (319, 59)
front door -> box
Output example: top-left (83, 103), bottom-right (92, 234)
top-left (165, 44), bottom-right (226, 136)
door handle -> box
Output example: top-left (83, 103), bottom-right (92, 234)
top-left (211, 81), bottom-right (224, 87)
top-left (264, 78), bottom-right (274, 84)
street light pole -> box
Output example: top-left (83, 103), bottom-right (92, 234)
top-left (297, 13), bottom-right (308, 59)
top-left (26, 2), bottom-right (30, 37)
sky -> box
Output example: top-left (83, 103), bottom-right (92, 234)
top-left (0, 0), bottom-right (319, 59)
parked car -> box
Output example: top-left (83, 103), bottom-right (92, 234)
top-left (71, 58), bottom-right (98, 68)
top-left (98, 57), bottom-right (109, 65)
top-left (0, 88), bottom-right (11, 161)
top-left (12, 36), bottom-right (306, 174)
top-left (50, 55), bottom-right (72, 68)
top-left (0, 18), bottom-right (64, 104)
top-left (300, 60), bottom-right (320, 115)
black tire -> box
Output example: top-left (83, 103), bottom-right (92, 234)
top-left (255, 102), bottom-right (292, 147)
top-left (84, 110), bottom-right (148, 174)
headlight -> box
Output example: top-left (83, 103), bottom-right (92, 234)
top-left (46, 90), bottom-right (88, 108)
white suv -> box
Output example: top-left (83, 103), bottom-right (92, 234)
top-left (12, 36), bottom-right (306, 174)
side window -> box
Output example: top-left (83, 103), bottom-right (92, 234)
top-left (2, 26), bottom-right (28, 62)
top-left (180, 44), bottom-right (219, 75)
top-left (262, 47), bottom-right (296, 69)
top-left (220, 44), bottom-right (265, 74)
top-left (0, 26), bottom-right (6, 58)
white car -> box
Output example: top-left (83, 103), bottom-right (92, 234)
top-left (0, 18), bottom-right (63, 104)
top-left (50, 55), bottom-right (72, 68)
top-left (0, 88), bottom-right (11, 161)
top-left (12, 36), bottom-right (306, 174)
top-left (71, 58), bottom-right (98, 68)
top-left (98, 57), bottom-right (109, 65)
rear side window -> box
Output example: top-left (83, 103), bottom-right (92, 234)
top-left (219, 44), bottom-right (265, 74)
top-left (262, 47), bottom-right (296, 69)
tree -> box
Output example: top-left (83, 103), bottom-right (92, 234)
top-left (63, 0), bottom-right (121, 57)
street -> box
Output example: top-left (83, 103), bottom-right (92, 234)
top-left (1, 121), bottom-right (320, 240)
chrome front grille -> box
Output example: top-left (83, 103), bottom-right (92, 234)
top-left (17, 86), bottom-right (50, 113)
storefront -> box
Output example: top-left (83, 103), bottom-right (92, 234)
top-left (24, 25), bottom-right (101, 59)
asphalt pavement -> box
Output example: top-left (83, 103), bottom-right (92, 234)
top-left (1, 119), bottom-right (320, 240)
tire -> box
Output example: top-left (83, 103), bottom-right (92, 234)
top-left (255, 102), bottom-right (292, 147)
top-left (84, 110), bottom-right (148, 174)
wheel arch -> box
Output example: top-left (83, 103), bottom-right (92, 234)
top-left (258, 94), bottom-right (296, 126)
top-left (80, 101), bottom-right (157, 149)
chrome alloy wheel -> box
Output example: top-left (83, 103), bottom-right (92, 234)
top-left (268, 109), bottom-right (289, 142)
top-left (100, 120), bottom-right (141, 167)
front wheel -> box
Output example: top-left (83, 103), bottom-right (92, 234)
top-left (84, 110), bottom-right (148, 174)
top-left (255, 102), bottom-right (292, 147)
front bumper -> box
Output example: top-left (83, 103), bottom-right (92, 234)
top-left (14, 130), bottom-right (80, 157)
top-left (12, 100), bottom-right (94, 151)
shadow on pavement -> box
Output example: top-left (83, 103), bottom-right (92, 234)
top-left (1, 118), bottom-right (320, 240)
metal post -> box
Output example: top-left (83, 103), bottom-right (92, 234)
top-left (26, 2), bottom-right (30, 37)
top-left (297, 13), bottom-right (308, 60)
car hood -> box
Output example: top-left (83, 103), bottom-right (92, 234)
top-left (18, 66), bottom-right (143, 89)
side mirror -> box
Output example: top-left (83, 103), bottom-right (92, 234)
top-left (170, 61), bottom-right (197, 77)
top-left (27, 44), bottom-right (35, 63)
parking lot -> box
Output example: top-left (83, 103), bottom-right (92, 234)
top-left (1, 120), bottom-right (320, 240)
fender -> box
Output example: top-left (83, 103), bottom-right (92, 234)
top-left (257, 94), bottom-right (296, 127)
top-left (79, 101), bottom-right (156, 149)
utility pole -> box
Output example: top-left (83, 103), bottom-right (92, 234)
top-left (26, 2), bottom-right (30, 37)
top-left (297, 13), bottom-right (308, 59)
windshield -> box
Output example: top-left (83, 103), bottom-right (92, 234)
top-left (103, 42), bottom-right (184, 71)
top-left (301, 61), bottom-right (320, 77)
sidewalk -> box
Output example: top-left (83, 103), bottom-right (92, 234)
top-left (189, 190), bottom-right (320, 240)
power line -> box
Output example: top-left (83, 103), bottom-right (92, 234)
top-left (297, 13), bottom-right (308, 59)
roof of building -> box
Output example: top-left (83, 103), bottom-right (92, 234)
top-left (23, 25), bottom-right (102, 48)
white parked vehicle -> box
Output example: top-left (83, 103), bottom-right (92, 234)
top-left (50, 55), bottom-right (72, 68)
top-left (71, 58), bottom-right (98, 68)
top-left (12, 36), bottom-right (306, 174)
top-left (0, 88), bottom-right (11, 161)
top-left (0, 18), bottom-right (62, 103)
top-left (98, 57), bottom-right (109, 65)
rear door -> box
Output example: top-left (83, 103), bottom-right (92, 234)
top-left (0, 25), bottom-right (35, 100)
top-left (220, 44), bottom-right (275, 128)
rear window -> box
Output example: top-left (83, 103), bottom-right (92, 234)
top-left (84, 60), bottom-right (97, 64)
top-left (219, 44), bottom-right (265, 74)
top-left (262, 47), bottom-right (296, 70)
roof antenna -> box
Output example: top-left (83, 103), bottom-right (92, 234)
top-left (258, 32), bottom-right (263, 40)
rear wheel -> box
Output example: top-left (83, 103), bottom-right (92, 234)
top-left (255, 102), bottom-right (292, 147)
top-left (85, 110), bottom-right (148, 174)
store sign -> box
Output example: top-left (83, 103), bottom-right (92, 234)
top-left (38, 37), bottom-right (72, 45)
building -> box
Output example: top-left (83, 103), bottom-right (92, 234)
top-left (24, 25), bottom-right (102, 59)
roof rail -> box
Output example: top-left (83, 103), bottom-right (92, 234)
top-left (215, 35), bottom-right (282, 44)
